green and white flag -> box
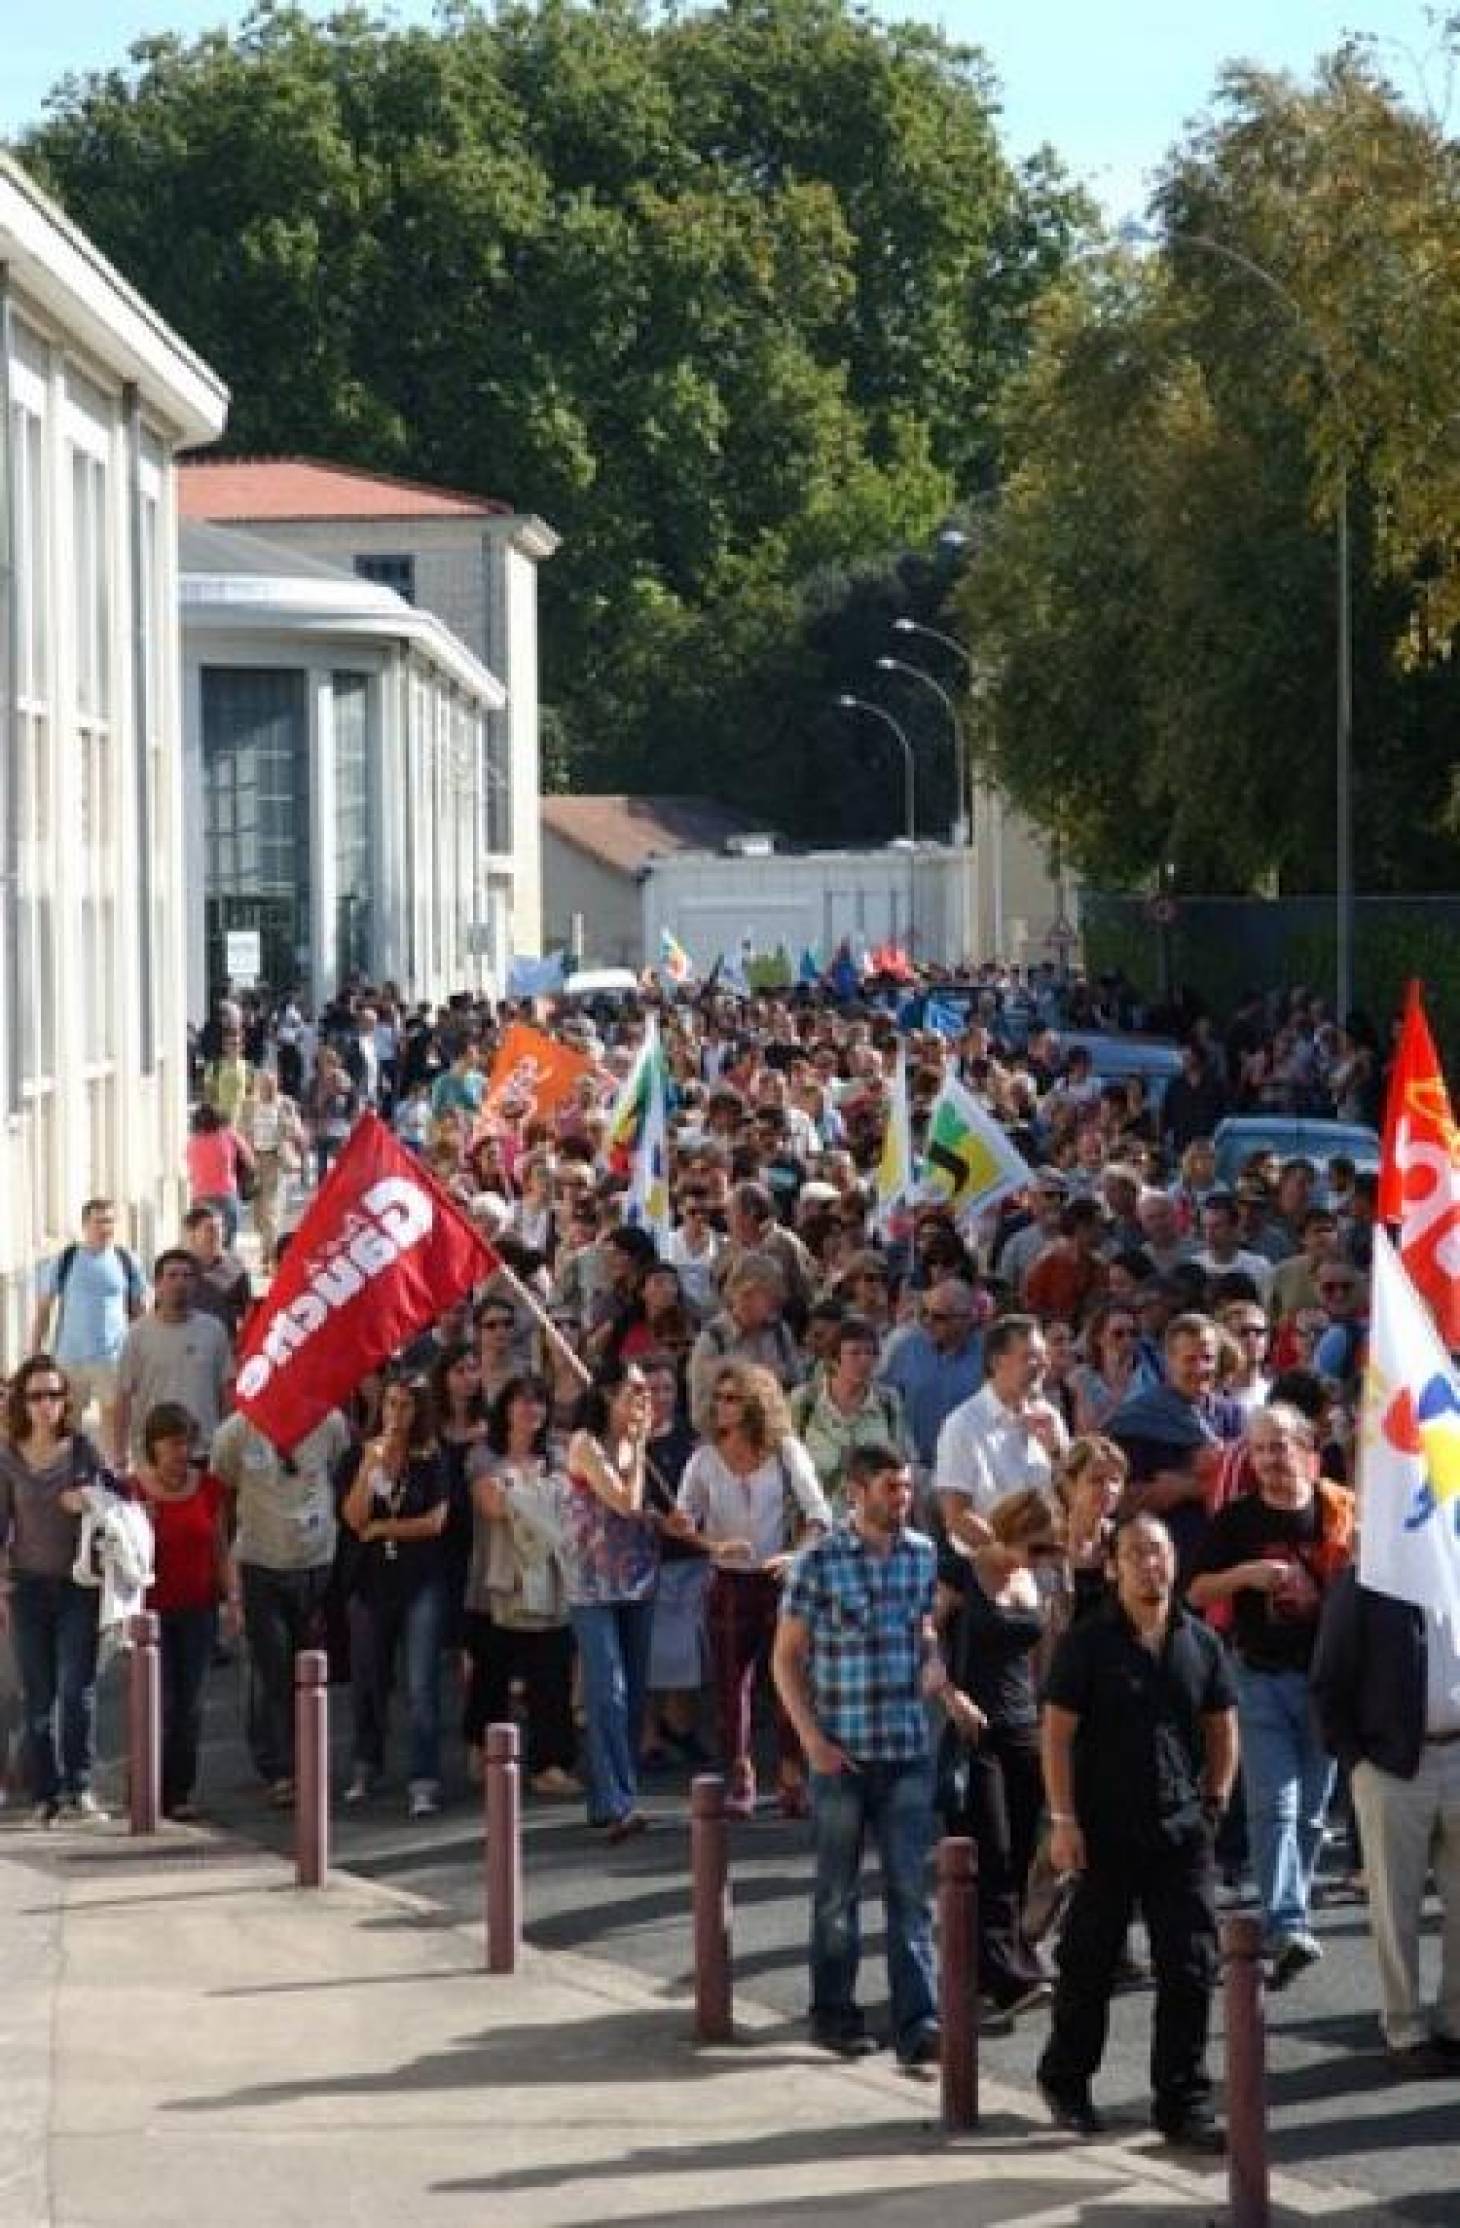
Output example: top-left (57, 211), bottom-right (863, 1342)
top-left (916, 1071), bottom-right (1034, 1225)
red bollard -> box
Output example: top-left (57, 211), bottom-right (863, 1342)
top-left (1223, 1912), bottom-right (1270, 2228)
top-left (937, 1836), bottom-right (979, 2132)
top-left (294, 1649), bottom-right (330, 1888)
top-left (691, 1773), bottom-right (733, 2043)
top-left (485, 1721), bottom-right (521, 1973)
top-left (128, 1611), bottom-right (161, 1835)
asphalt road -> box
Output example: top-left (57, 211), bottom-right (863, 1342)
top-left (94, 1656), bottom-right (1459, 2227)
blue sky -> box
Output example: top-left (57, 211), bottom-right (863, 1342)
top-left (3, 1), bottom-right (1448, 215)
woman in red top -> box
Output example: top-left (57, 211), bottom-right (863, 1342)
top-left (129, 1401), bottom-right (228, 1819)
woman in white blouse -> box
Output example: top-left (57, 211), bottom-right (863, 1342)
top-left (676, 1361), bottom-right (831, 1819)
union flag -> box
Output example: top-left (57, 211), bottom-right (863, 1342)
top-left (1379, 979), bottom-right (1460, 1349)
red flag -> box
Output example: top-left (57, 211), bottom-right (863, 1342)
top-left (1379, 979), bottom-right (1460, 1346)
top-left (235, 1113), bottom-right (498, 1451)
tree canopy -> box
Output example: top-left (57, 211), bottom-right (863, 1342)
top-left (23, 0), bottom-right (1084, 835)
top-left (960, 45), bottom-right (1460, 896)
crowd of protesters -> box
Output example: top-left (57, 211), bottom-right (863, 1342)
top-left (2, 959), bottom-right (1457, 2147)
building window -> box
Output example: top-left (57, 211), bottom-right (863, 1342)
top-left (68, 421), bottom-right (118, 1200)
top-left (333, 670), bottom-right (371, 983)
top-left (485, 707), bottom-right (511, 853)
top-left (354, 552), bottom-right (415, 604)
top-left (201, 667), bottom-right (311, 1000)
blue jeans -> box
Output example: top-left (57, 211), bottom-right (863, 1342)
top-left (348, 1581), bottom-right (445, 1785)
top-left (1234, 1663), bottom-right (1335, 1945)
top-left (570, 1599), bottom-right (654, 1825)
top-left (11, 1573), bottom-right (101, 1803)
top-left (809, 1756), bottom-right (938, 2058)
top-left (160, 1606), bottom-right (217, 1811)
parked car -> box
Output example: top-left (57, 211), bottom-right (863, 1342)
top-left (1212, 1115), bottom-right (1381, 1188)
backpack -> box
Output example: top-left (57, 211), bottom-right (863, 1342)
top-left (54, 1242), bottom-right (142, 1339)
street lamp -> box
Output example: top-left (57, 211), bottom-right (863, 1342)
top-left (836, 693), bottom-right (918, 954)
top-left (891, 617), bottom-right (1004, 961)
top-left (1122, 221), bottom-right (1353, 1021)
top-left (875, 655), bottom-right (967, 845)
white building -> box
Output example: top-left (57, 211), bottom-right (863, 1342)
top-left (639, 834), bottom-right (1077, 975)
top-left (540, 794), bottom-right (770, 965)
top-left (180, 521), bottom-right (510, 1015)
top-left (178, 457), bottom-right (557, 964)
top-left (0, 153), bottom-right (228, 1358)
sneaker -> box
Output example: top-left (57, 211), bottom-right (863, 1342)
top-left (59, 1791), bottom-right (108, 1824)
top-left (342, 1770), bottom-right (373, 1807)
top-left (1156, 2108), bottom-right (1226, 2155)
top-left (25, 1799), bottom-right (60, 1830)
top-left (1037, 2074), bottom-right (1106, 2137)
top-left (897, 2026), bottom-right (942, 2070)
top-left (407, 1781), bottom-right (441, 1820)
top-left (811, 2022), bottom-right (880, 2059)
top-left (1269, 1933), bottom-right (1323, 1991)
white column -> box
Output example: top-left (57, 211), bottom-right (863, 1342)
top-left (310, 667), bottom-right (337, 1009)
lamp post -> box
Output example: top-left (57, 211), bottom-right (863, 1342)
top-left (875, 656), bottom-right (967, 844)
top-left (1122, 222), bottom-right (1353, 1022)
top-left (891, 617), bottom-right (1002, 962)
top-left (836, 693), bottom-right (917, 955)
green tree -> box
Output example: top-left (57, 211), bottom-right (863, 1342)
top-left (23, 0), bottom-right (1082, 822)
top-left (961, 47), bottom-right (1460, 895)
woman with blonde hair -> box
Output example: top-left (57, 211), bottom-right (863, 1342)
top-left (238, 1068), bottom-right (304, 1269)
top-left (676, 1361), bottom-right (831, 1818)
top-left (1053, 1435), bottom-right (1129, 1625)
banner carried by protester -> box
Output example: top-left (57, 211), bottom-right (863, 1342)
top-left (235, 1114), bottom-right (498, 1452)
top-left (915, 1070), bottom-right (1034, 1225)
top-left (873, 1045), bottom-right (914, 1241)
top-left (606, 1016), bottom-right (671, 1244)
top-left (482, 1020), bottom-right (595, 1125)
top-left (1379, 978), bottom-right (1460, 1349)
top-left (1358, 1226), bottom-right (1460, 1630)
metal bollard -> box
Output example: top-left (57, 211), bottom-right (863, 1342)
top-left (1223, 1912), bottom-right (1270, 2228)
top-left (294, 1649), bottom-right (330, 1888)
top-left (127, 1611), bottom-right (162, 1836)
top-left (691, 1773), bottom-right (734, 2042)
top-left (485, 1721), bottom-right (522, 1973)
top-left (936, 1836), bottom-right (979, 2132)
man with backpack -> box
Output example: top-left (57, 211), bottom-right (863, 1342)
top-left (791, 1315), bottom-right (913, 1512)
top-left (29, 1199), bottom-right (145, 1463)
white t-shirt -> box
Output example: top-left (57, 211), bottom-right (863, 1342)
top-left (677, 1438), bottom-right (830, 1565)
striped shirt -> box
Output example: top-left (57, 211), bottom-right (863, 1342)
top-left (780, 1521), bottom-right (937, 1762)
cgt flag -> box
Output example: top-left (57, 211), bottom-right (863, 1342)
top-left (1379, 978), bottom-right (1460, 1349)
top-left (235, 1114), bottom-right (498, 1452)
top-left (915, 1071), bottom-right (1034, 1227)
top-left (1358, 1226), bottom-right (1460, 1630)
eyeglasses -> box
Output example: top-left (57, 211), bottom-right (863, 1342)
top-left (25, 1386), bottom-right (65, 1403)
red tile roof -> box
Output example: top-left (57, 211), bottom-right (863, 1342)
top-left (178, 455), bottom-right (511, 522)
top-left (541, 794), bottom-right (772, 876)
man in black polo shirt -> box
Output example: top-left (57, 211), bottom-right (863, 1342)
top-left (1037, 1511), bottom-right (1237, 2151)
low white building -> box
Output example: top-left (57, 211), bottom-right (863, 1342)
top-left (180, 522), bottom-right (510, 1015)
top-left (0, 153), bottom-right (228, 1357)
top-left (640, 834), bottom-right (1077, 974)
top-left (179, 457), bottom-right (556, 961)
top-left (540, 794), bottom-right (771, 965)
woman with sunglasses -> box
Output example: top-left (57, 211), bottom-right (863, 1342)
top-left (339, 1376), bottom-right (449, 1819)
top-left (677, 1362), bottom-right (831, 1819)
top-left (464, 1375), bottom-right (578, 1796)
top-left (0, 1355), bottom-right (115, 1823)
top-left (1069, 1303), bottom-right (1141, 1436)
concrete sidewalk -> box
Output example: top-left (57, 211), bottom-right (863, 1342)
top-left (0, 1818), bottom-right (1394, 2228)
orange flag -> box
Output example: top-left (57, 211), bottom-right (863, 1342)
top-left (481, 1021), bottom-right (594, 1126)
top-left (1379, 979), bottom-right (1460, 1347)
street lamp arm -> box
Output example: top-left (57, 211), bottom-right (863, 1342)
top-left (891, 617), bottom-right (974, 672)
top-left (1123, 222), bottom-right (1345, 422)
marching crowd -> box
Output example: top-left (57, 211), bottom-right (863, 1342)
top-left (1, 964), bottom-right (1457, 2153)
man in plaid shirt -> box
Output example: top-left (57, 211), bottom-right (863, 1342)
top-left (774, 1442), bottom-right (984, 2065)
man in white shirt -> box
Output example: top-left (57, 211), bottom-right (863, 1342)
top-left (934, 1312), bottom-right (1068, 1553)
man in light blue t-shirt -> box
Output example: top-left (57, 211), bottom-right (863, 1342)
top-left (30, 1198), bottom-right (146, 1462)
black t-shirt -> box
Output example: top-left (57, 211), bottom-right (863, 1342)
top-left (940, 1544), bottom-right (1042, 1733)
top-left (1191, 1493), bottom-right (1325, 1674)
top-left (338, 1445), bottom-right (448, 1602)
top-left (1042, 1598), bottom-right (1236, 1853)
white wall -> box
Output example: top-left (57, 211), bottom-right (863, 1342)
top-left (0, 179), bottom-right (227, 1361)
top-left (540, 834), bottom-right (640, 965)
